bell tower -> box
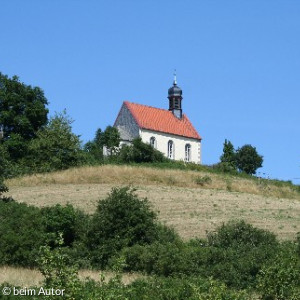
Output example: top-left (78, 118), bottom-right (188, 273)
top-left (168, 71), bottom-right (183, 119)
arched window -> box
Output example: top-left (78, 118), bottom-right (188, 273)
top-left (150, 136), bottom-right (156, 148)
top-left (168, 140), bottom-right (174, 159)
top-left (185, 144), bottom-right (191, 162)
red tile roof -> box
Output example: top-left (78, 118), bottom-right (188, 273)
top-left (123, 101), bottom-right (201, 140)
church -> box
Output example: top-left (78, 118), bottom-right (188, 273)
top-left (113, 76), bottom-right (202, 164)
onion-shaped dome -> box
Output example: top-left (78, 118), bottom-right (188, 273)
top-left (168, 82), bottom-right (182, 97)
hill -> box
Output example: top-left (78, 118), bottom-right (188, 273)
top-left (6, 164), bottom-right (300, 240)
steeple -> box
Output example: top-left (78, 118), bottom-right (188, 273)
top-left (168, 70), bottom-right (183, 119)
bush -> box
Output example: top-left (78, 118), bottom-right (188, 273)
top-left (258, 244), bottom-right (300, 300)
top-left (194, 175), bottom-right (212, 186)
top-left (207, 220), bottom-right (278, 248)
top-left (0, 201), bottom-right (44, 267)
top-left (0, 179), bottom-right (13, 203)
top-left (41, 204), bottom-right (89, 247)
top-left (204, 220), bottom-right (279, 288)
top-left (87, 187), bottom-right (160, 267)
top-left (127, 276), bottom-right (250, 300)
top-left (118, 138), bottom-right (166, 163)
top-left (118, 241), bottom-right (192, 276)
top-left (113, 220), bottom-right (281, 289)
top-left (211, 162), bottom-right (238, 174)
top-left (37, 233), bottom-right (82, 300)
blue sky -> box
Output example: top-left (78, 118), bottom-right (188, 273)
top-left (1, 1), bottom-right (299, 183)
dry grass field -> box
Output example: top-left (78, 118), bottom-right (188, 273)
top-left (6, 165), bottom-right (300, 241)
top-left (0, 266), bottom-right (142, 287)
top-left (6, 165), bottom-right (300, 199)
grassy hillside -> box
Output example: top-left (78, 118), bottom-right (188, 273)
top-left (7, 164), bottom-right (300, 199)
top-left (6, 164), bottom-right (300, 240)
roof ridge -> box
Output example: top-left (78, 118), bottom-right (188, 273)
top-left (124, 100), bottom-right (170, 113)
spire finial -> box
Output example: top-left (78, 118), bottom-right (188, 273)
top-left (173, 69), bottom-right (177, 85)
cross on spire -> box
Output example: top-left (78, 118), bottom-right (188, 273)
top-left (173, 69), bottom-right (177, 85)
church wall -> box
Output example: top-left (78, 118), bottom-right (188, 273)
top-left (140, 129), bottom-right (201, 164)
top-left (114, 103), bottom-right (139, 141)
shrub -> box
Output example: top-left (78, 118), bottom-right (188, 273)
top-left (127, 276), bottom-right (250, 300)
top-left (118, 241), bottom-right (192, 276)
top-left (37, 233), bottom-right (82, 300)
top-left (207, 220), bottom-right (278, 248)
top-left (0, 179), bottom-right (13, 203)
top-left (194, 175), bottom-right (212, 186)
top-left (212, 162), bottom-right (238, 174)
top-left (87, 187), bottom-right (160, 267)
top-left (41, 204), bottom-right (89, 247)
top-left (204, 220), bottom-right (279, 288)
top-left (258, 244), bottom-right (300, 300)
top-left (0, 201), bottom-right (44, 267)
top-left (118, 138), bottom-right (166, 163)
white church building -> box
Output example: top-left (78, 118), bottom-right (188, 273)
top-left (113, 77), bottom-right (202, 164)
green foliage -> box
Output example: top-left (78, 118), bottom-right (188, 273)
top-left (0, 181), bottom-right (13, 203)
top-left (83, 128), bottom-right (104, 163)
top-left (207, 220), bottom-right (278, 248)
top-left (194, 175), bottom-right (212, 186)
top-left (0, 144), bottom-right (12, 202)
top-left (220, 139), bottom-right (237, 171)
top-left (119, 220), bottom-right (280, 289)
top-left (257, 245), bottom-right (300, 299)
top-left (204, 220), bottom-right (279, 288)
top-left (27, 111), bottom-right (81, 172)
top-left (127, 276), bottom-right (250, 300)
top-left (118, 241), bottom-right (193, 276)
top-left (0, 181), bottom-right (9, 201)
top-left (0, 201), bottom-right (44, 267)
top-left (0, 201), bottom-right (90, 268)
top-left (0, 143), bottom-right (10, 177)
top-left (236, 144), bottom-right (263, 175)
top-left (41, 204), bottom-right (89, 247)
top-left (37, 233), bottom-right (82, 299)
top-left (1, 184), bottom-right (300, 297)
top-left (119, 138), bottom-right (167, 163)
top-left (0, 73), bottom-right (48, 140)
top-left (102, 125), bottom-right (120, 155)
top-left (2, 133), bottom-right (29, 161)
top-left (87, 187), bottom-right (159, 267)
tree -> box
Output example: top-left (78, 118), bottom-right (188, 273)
top-left (235, 144), bottom-right (263, 175)
top-left (28, 111), bottom-right (81, 171)
top-left (102, 126), bottom-right (120, 156)
top-left (220, 139), bottom-right (237, 170)
top-left (0, 73), bottom-right (48, 140)
top-left (0, 73), bottom-right (49, 162)
top-left (83, 128), bottom-right (104, 162)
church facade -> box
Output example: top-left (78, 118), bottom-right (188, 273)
top-left (113, 78), bottom-right (202, 164)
